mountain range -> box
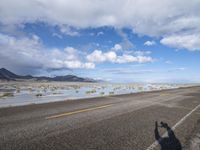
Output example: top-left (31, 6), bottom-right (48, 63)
top-left (0, 68), bottom-right (97, 82)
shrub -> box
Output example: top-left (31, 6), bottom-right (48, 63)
top-left (1, 92), bottom-right (14, 98)
top-left (35, 93), bottom-right (42, 97)
top-left (100, 92), bottom-right (105, 95)
top-left (109, 91), bottom-right (114, 95)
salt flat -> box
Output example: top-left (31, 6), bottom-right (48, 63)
top-left (0, 81), bottom-right (193, 108)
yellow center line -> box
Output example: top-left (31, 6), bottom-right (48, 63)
top-left (45, 104), bottom-right (113, 119)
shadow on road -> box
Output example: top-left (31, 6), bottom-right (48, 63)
top-left (154, 121), bottom-right (182, 150)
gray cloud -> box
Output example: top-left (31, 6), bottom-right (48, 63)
top-left (1, 0), bottom-right (199, 51)
top-left (0, 33), bottom-right (95, 73)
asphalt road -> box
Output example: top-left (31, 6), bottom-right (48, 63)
top-left (0, 86), bottom-right (200, 150)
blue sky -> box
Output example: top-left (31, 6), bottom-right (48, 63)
top-left (0, 0), bottom-right (200, 83)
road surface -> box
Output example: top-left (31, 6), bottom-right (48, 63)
top-left (0, 86), bottom-right (200, 150)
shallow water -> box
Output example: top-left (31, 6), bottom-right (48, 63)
top-left (0, 82), bottom-right (188, 108)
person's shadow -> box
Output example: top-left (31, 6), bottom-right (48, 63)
top-left (154, 121), bottom-right (182, 150)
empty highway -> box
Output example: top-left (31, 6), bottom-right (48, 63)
top-left (0, 86), bottom-right (200, 150)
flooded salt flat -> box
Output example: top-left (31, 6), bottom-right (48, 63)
top-left (0, 82), bottom-right (193, 108)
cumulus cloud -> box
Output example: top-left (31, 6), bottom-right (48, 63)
top-left (160, 34), bottom-right (200, 51)
top-left (59, 25), bottom-right (80, 36)
top-left (0, 0), bottom-right (199, 33)
top-left (86, 50), bottom-right (153, 64)
top-left (64, 47), bottom-right (79, 60)
top-left (116, 55), bottom-right (153, 63)
top-left (112, 44), bottom-right (122, 51)
top-left (86, 50), bottom-right (116, 63)
top-left (144, 41), bottom-right (156, 46)
top-left (0, 33), bottom-right (95, 71)
top-left (0, 0), bottom-right (200, 51)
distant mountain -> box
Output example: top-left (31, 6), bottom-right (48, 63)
top-left (0, 68), bottom-right (97, 82)
top-left (0, 68), bottom-right (20, 80)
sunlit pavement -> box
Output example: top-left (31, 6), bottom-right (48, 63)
top-left (0, 86), bottom-right (200, 150)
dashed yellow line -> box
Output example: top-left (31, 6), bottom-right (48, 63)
top-left (46, 104), bottom-right (113, 119)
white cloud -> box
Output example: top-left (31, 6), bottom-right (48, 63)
top-left (1, 0), bottom-right (200, 51)
top-left (86, 50), bottom-right (117, 63)
top-left (160, 34), bottom-right (200, 51)
top-left (87, 50), bottom-right (153, 63)
top-left (133, 51), bottom-right (151, 56)
top-left (0, 0), bottom-right (199, 34)
top-left (63, 61), bottom-right (95, 69)
top-left (97, 31), bottom-right (104, 36)
top-left (64, 47), bottom-right (79, 60)
top-left (0, 33), bottom-right (95, 71)
top-left (112, 44), bottom-right (122, 51)
top-left (144, 41), bottom-right (156, 46)
top-left (116, 55), bottom-right (153, 64)
top-left (84, 62), bottom-right (95, 69)
top-left (60, 25), bottom-right (80, 36)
